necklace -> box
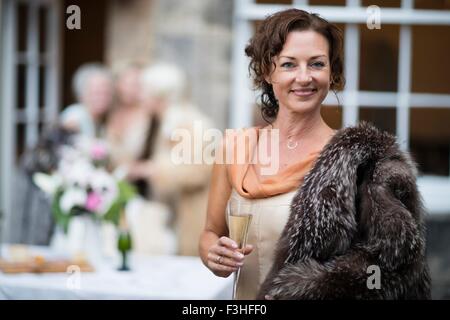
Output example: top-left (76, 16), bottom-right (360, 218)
top-left (269, 123), bottom-right (300, 150)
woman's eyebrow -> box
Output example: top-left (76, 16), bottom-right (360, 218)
top-left (279, 54), bottom-right (327, 60)
top-left (279, 55), bottom-right (296, 60)
top-left (310, 55), bottom-right (327, 59)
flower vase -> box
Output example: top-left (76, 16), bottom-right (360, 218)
top-left (51, 215), bottom-right (104, 266)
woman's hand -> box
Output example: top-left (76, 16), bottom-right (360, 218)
top-left (207, 236), bottom-right (253, 277)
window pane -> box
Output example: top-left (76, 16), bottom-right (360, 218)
top-left (16, 124), bottom-right (26, 162)
top-left (17, 64), bottom-right (26, 110)
top-left (254, 0), bottom-right (349, 4)
top-left (410, 108), bottom-right (450, 176)
top-left (322, 105), bottom-right (342, 129)
top-left (415, 0), bottom-right (450, 10)
top-left (254, 0), bottom-right (348, 6)
top-left (39, 6), bottom-right (48, 54)
top-left (412, 25), bottom-right (450, 94)
top-left (255, 0), bottom-right (293, 4)
top-left (39, 65), bottom-right (45, 110)
top-left (361, 0), bottom-right (401, 7)
top-left (359, 107), bottom-right (396, 135)
top-left (253, 104), bottom-right (268, 127)
top-left (17, 3), bottom-right (28, 52)
top-left (359, 24), bottom-right (399, 92)
top-left (309, 0), bottom-right (346, 5)
top-left (38, 122), bottom-right (45, 137)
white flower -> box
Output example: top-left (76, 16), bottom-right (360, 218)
top-left (60, 187), bottom-right (87, 213)
top-left (89, 168), bottom-right (119, 216)
top-left (59, 157), bottom-right (95, 190)
top-left (32, 172), bottom-right (62, 196)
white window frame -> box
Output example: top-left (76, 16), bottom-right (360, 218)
top-left (1, 0), bottom-right (61, 241)
top-left (230, 0), bottom-right (450, 214)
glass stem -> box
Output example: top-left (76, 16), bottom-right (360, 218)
top-left (232, 266), bottom-right (243, 300)
top-left (121, 251), bottom-right (127, 269)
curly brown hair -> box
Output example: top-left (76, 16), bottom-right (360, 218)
top-left (245, 9), bottom-right (345, 123)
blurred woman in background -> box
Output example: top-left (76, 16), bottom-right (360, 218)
top-left (129, 62), bottom-right (215, 256)
top-left (60, 63), bottom-right (114, 139)
top-left (106, 63), bottom-right (155, 197)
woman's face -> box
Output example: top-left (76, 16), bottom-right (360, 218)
top-left (116, 68), bottom-right (141, 107)
top-left (82, 74), bottom-right (114, 119)
top-left (268, 30), bottom-right (331, 115)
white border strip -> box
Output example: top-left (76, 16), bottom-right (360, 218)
top-left (44, 0), bottom-right (61, 125)
top-left (1, 0), bottom-right (17, 242)
top-left (237, 5), bottom-right (450, 25)
top-left (396, 0), bottom-right (414, 150)
top-left (342, 0), bottom-right (360, 126)
top-left (324, 92), bottom-right (450, 107)
top-left (25, 1), bottom-right (39, 148)
top-left (230, 0), bottom-right (254, 129)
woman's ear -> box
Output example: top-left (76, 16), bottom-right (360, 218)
top-left (265, 60), bottom-right (276, 84)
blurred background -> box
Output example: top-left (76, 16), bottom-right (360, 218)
top-left (0, 0), bottom-right (449, 299)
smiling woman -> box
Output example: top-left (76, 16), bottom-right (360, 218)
top-left (199, 8), bottom-right (430, 300)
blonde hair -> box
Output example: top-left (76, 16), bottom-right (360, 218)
top-left (140, 63), bottom-right (187, 103)
top-left (72, 63), bottom-right (113, 101)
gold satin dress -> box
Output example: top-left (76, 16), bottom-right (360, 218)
top-left (227, 189), bottom-right (296, 300)
top-left (223, 126), bottom-right (325, 299)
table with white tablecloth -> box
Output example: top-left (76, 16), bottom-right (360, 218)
top-left (0, 245), bottom-right (233, 300)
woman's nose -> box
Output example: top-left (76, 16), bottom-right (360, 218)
top-left (294, 68), bottom-right (312, 84)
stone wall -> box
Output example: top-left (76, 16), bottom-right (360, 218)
top-left (105, 0), bottom-right (155, 67)
top-left (150, 0), bottom-right (233, 130)
top-left (105, 0), bottom-right (233, 130)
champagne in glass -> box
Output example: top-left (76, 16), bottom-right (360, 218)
top-left (227, 201), bottom-right (253, 300)
top-left (229, 214), bottom-right (252, 250)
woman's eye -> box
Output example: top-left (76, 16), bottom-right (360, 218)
top-left (310, 61), bottom-right (325, 68)
top-left (281, 62), bottom-right (295, 68)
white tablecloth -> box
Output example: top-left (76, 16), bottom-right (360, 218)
top-left (0, 245), bottom-right (232, 300)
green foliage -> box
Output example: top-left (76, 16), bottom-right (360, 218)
top-left (52, 181), bottom-right (137, 234)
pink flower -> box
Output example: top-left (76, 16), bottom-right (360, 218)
top-left (91, 144), bottom-right (107, 161)
top-left (85, 192), bottom-right (102, 212)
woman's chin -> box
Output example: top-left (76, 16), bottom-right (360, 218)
top-left (285, 99), bottom-right (322, 114)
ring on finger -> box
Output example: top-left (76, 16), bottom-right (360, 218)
top-left (215, 255), bottom-right (223, 264)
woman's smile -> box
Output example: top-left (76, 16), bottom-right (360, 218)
top-left (290, 87), bottom-right (317, 98)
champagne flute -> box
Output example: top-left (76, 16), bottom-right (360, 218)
top-left (117, 229), bottom-right (132, 271)
top-left (227, 201), bottom-right (253, 300)
top-left (117, 211), bottom-right (132, 271)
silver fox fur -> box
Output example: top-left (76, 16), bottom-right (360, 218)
top-left (257, 122), bottom-right (431, 300)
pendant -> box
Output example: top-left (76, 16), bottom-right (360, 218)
top-left (287, 140), bottom-right (298, 150)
